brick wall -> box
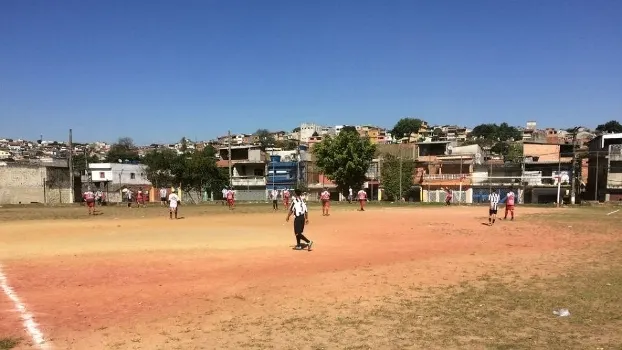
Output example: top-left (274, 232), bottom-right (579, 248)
top-left (523, 144), bottom-right (560, 162)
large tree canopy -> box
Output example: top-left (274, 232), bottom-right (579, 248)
top-left (254, 129), bottom-right (275, 151)
top-left (313, 128), bottom-right (376, 194)
top-left (105, 137), bottom-right (140, 162)
top-left (142, 145), bottom-right (227, 193)
top-left (391, 118), bottom-right (424, 139)
top-left (595, 120), bottom-right (622, 134)
top-left (470, 123), bottom-right (521, 143)
top-left (491, 142), bottom-right (523, 162)
top-left (380, 154), bottom-right (415, 201)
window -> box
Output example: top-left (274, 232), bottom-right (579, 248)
top-left (99, 172), bottom-right (105, 179)
top-left (130, 173), bottom-right (136, 179)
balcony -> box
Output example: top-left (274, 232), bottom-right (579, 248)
top-left (423, 174), bottom-right (467, 181)
top-left (231, 176), bottom-right (266, 187)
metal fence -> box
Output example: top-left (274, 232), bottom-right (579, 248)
top-left (428, 190), bottom-right (467, 203)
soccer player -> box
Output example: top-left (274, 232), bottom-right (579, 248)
top-left (488, 188), bottom-right (500, 225)
top-left (226, 187), bottom-right (235, 210)
top-left (221, 187), bottom-right (228, 206)
top-left (282, 189), bottom-right (291, 209)
top-left (159, 187), bottom-right (168, 206)
top-left (320, 188), bottom-right (331, 216)
top-left (168, 189), bottom-right (180, 219)
top-left (271, 188), bottom-right (279, 211)
top-left (83, 187), bottom-right (96, 215)
top-left (286, 189), bottom-right (313, 251)
top-left (503, 187), bottom-right (516, 220)
top-left (137, 188), bottom-right (145, 208)
top-left (445, 188), bottom-right (452, 206)
top-left (357, 188), bottom-right (367, 211)
top-left (348, 187), bottom-right (353, 204)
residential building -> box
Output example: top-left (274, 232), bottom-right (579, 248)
top-left (419, 143), bottom-right (481, 203)
top-left (521, 142), bottom-right (574, 203)
top-left (299, 123), bottom-right (323, 142)
top-left (266, 151), bottom-right (305, 191)
top-left (86, 163), bottom-right (152, 202)
top-left (217, 145), bottom-right (267, 200)
top-left (586, 133), bottom-right (622, 201)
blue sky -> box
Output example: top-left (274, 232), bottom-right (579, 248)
top-left (1, 0), bottom-right (621, 144)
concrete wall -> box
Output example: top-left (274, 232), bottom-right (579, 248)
top-left (523, 144), bottom-right (560, 162)
top-left (0, 165), bottom-right (71, 204)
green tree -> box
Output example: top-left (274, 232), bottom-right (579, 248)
top-left (142, 146), bottom-right (227, 194)
top-left (595, 120), bottom-right (622, 134)
top-left (142, 148), bottom-right (178, 187)
top-left (105, 137), bottom-right (140, 162)
top-left (380, 154), bottom-right (415, 201)
top-left (390, 118), bottom-right (424, 140)
top-left (73, 151), bottom-right (99, 176)
top-left (254, 129), bottom-right (275, 151)
top-left (471, 123), bottom-right (521, 143)
top-left (491, 142), bottom-right (523, 162)
top-left (312, 128), bottom-right (376, 195)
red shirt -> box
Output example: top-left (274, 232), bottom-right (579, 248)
top-left (357, 190), bottom-right (367, 200)
top-left (321, 191), bottom-right (330, 200)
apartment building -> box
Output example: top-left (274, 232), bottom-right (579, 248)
top-left (586, 133), bottom-right (622, 201)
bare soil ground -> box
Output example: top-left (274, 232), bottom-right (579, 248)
top-left (1, 203), bottom-right (621, 350)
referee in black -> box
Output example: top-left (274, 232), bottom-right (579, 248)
top-left (286, 189), bottom-right (314, 251)
top-left (488, 188), bottom-right (500, 225)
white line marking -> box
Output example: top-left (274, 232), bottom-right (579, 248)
top-left (607, 209), bottom-right (620, 216)
top-left (0, 264), bottom-right (50, 349)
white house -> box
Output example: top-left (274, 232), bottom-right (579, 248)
top-left (86, 163), bottom-right (151, 202)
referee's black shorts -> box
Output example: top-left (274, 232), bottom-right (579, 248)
top-left (294, 215), bottom-right (305, 234)
top-left (489, 208), bottom-right (498, 215)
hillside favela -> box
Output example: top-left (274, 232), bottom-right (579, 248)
top-left (1, 118), bottom-right (621, 205)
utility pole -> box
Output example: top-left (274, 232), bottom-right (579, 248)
top-left (556, 147), bottom-right (562, 207)
top-left (228, 130), bottom-right (232, 187)
top-left (570, 128), bottom-right (578, 204)
top-left (595, 150), bottom-right (599, 201)
top-left (399, 144), bottom-right (403, 201)
top-left (68, 129), bottom-right (74, 203)
top-left (296, 127), bottom-right (301, 188)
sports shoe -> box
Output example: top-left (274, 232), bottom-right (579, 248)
top-left (307, 241), bottom-right (313, 251)
top-left (294, 246), bottom-right (303, 250)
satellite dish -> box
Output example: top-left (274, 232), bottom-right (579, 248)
top-left (446, 145), bottom-right (453, 155)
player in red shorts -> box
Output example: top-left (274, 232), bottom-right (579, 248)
top-left (444, 187), bottom-right (452, 206)
top-left (503, 186), bottom-right (516, 220)
top-left (226, 187), bottom-right (235, 210)
top-left (357, 188), bottom-right (367, 211)
top-left (283, 189), bottom-right (291, 209)
top-left (320, 188), bottom-right (331, 216)
top-left (82, 187), bottom-right (96, 215)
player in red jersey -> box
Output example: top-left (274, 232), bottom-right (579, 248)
top-left (320, 188), bottom-right (331, 216)
top-left (357, 188), bottom-right (367, 211)
top-left (82, 187), bottom-right (96, 215)
top-left (444, 188), bottom-right (453, 206)
top-left (226, 187), bottom-right (235, 210)
top-left (503, 187), bottom-right (516, 220)
top-left (282, 189), bottom-right (291, 209)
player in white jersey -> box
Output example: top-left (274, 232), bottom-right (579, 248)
top-left (168, 190), bottom-right (181, 219)
top-left (488, 188), bottom-right (500, 225)
top-left (83, 187), bottom-right (96, 215)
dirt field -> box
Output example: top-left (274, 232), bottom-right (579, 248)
top-left (1, 203), bottom-right (621, 350)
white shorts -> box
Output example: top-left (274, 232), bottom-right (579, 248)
top-left (169, 205), bottom-right (178, 210)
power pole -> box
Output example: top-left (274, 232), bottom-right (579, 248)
top-left (68, 129), bottom-right (74, 203)
top-left (399, 144), bottom-right (403, 201)
top-left (595, 150), bottom-right (599, 201)
top-left (570, 128), bottom-right (578, 204)
top-left (296, 128), bottom-right (301, 188)
top-left (228, 130), bottom-right (232, 187)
